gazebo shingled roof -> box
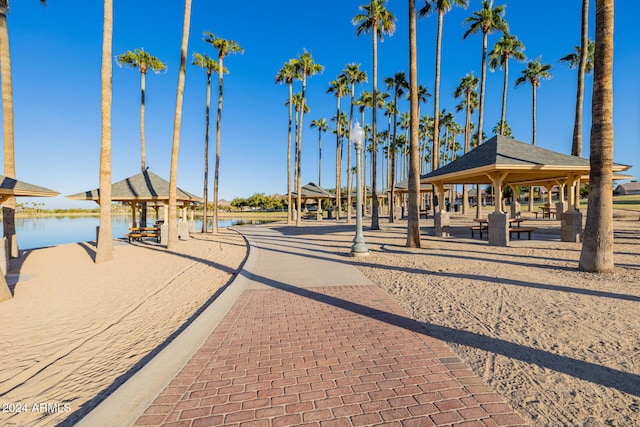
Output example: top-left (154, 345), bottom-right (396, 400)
top-left (292, 182), bottom-right (335, 199)
top-left (0, 175), bottom-right (59, 203)
top-left (420, 135), bottom-right (630, 186)
top-left (66, 170), bottom-right (202, 203)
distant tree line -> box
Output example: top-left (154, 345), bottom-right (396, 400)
top-left (230, 193), bottom-right (284, 211)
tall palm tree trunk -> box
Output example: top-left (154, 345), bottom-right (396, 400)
top-left (139, 71), bottom-right (148, 227)
top-left (95, 0), bottom-right (114, 264)
top-left (318, 129), bottom-right (322, 186)
top-left (370, 26), bottom-right (380, 230)
top-left (389, 99), bottom-right (398, 223)
top-left (140, 72), bottom-right (147, 170)
top-left (346, 89), bottom-right (354, 223)
top-left (579, 0), bottom-right (614, 272)
top-left (0, 2), bottom-right (18, 258)
top-left (528, 85), bottom-right (538, 212)
top-left (296, 75), bottom-right (307, 226)
top-left (573, 0), bottom-right (589, 157)
top-left (201, 72), bottom-right (211, 233)
top-left (168, 0), bottom-right (192, 249)
top-left (287, 82), bottom-right (293, 224)
top-left (432, 11), bottom-right (443, 173)
top-left (335, 100), bottom-right (342, 221)
top-left (462, 91), bottom-right (471, 214)
top-left (476, 32), bottom-right (488, 219)
top-left (500, 57), bottom-right (509, 135)
top-left (213, 59), bottom-right (223, 233)
top-left (406, 0), bottom-right (420, 248)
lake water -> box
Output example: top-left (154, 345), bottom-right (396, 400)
top-left (9, 216), bottom-right (271, 250)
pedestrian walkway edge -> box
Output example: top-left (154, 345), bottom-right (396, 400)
top-left (75, 228), bottom-right (260, 427)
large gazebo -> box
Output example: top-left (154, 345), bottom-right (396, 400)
top-left (67, 169), bottom-right (202, 227)
top-left (420, 135), bottom-right (631, 245)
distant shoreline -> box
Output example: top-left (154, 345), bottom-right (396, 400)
top-left (11, 210), bottom-right (288, 220)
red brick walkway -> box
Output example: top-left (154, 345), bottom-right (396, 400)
top-left (132, 226), bottom-right (527, 426)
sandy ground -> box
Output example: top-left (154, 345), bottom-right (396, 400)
top-left (288, 209), bottom-right (639, 427)
top-left (0, 229), bottom-right (247, 427)
top-left (0, 211), bottom-right (638, 427)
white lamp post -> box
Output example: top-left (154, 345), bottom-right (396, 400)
top-left (350, 120), bottom-right (369, 256)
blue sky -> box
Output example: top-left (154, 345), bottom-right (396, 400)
top-left (6, 0), bottom-right (639, 209)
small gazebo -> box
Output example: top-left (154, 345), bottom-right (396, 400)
top-left (67, 169), bottom-right (202, 227)
top-left (0, 175), bottom-right (59, 302)
top-left (0, 175), bottom-right (59, 203)
top-left (291, 182), bottom-right (335, 220)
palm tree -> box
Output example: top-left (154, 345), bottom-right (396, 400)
top-left (116, 48), bottom-right (166, 228)
top-left (515, 56), bottom-right (552, 147)
top-left (292, 50), bottom-right (324, 226)
top-left (492, 120), bottom-right (512, 137)
top-left (167, 0), bottom-right (192, 249)
top-left (327, 76), bottom-right (349, 221)
top-left (561, 39), bottom-right (595, 157)
top-left (95, 0), bottom-right (113, 265)
top-left (1, 0), bottom-right (47, 260)
top-left (289, 92), bottom-right (310, 189)
top-left (116, 48), bottom-right (166, 171)
top-left (515, 56), bottom-right (552, 212)
top-left (275, 60), bottom-right (300, 224)
top-left (192, 52), bottom-right (222, 233)
top-left (463, 0), bottom-right (508, 147)
top-left (419, 0), bottom-right (468, 173)
top-left (342, 63), bottom-right (368, 222)
top-left (489, 33), bottom-right (525, 135)
top-left (353, 0), bottom-right (396, 230)
top-left (579, 0), bottom-right (614, 272)
top-left (310, 118), bottom-right (329, 186)
top-left (453, 73), bottom-right (478, 214)
top-left (384, 71), bottom-right (409, 223)
top-left (204, 32), bottom-right (244, 233)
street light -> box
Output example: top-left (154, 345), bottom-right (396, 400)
top-left (350, 120), bottom-right (369, 257)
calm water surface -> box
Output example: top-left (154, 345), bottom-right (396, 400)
top-left (8, 216), bottom-right (272, 250)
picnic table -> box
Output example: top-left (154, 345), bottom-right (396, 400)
top-left (467, 217), bottom-right (537, 240)
top-left (534, 206), bottom-right (556, 219)
top-left (127, 227), bottom-right (161, 243)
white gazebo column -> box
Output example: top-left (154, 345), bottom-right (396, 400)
top-left (178, 202), bottom-right (190, 240)
top-left (487, 173), bottom-right (509, 247)
top-left (509, 185), bottom-right (521, 218)
top-left (556, 181), bottom-right (568, 217)
top-left (434, 182), bottom-right (450, 237)
top-left (561, 174), bottom-right (583, 242)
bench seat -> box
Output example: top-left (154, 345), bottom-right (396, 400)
top-left (465, 224), bottom-right (487, 239)
top-left (508, 226), bottom-right (538, 240)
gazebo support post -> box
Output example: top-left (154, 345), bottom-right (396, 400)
top-left (509, 185), bottom-right (521, 218)
top-left (561, 174), bottom-right (583, 242)
top-left (556, 182), bottom-right (568, 217)
top-left (131, 201), bottom-right (137, 228)
top-left (317, 198), bottom-right (323, 221)
top-left (433, 182), bottom-right (449, 237)
top-left (178, 202), bottom-right (190, 240)
top-left (487, 173), bottom-right (509, 247)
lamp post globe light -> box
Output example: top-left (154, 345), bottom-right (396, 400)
top-left (350, 120), bottom-right (369, 257)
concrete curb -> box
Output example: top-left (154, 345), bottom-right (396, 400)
top-left (76, 228), bottom-right (258, 427)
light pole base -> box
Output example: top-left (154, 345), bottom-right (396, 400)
top-left (350, 243), bottom-right (369, 257)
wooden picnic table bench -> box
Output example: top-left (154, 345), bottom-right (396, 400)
top-left (127, 227), bottom-right (160, 243)
top-left (508, 226), bottom-right (538, 240)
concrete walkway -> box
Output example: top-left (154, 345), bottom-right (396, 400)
top-left (82, 225), bottom-right (527, 427)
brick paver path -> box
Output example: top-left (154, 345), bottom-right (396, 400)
top-left (134, 226), bottom-right (527, 426)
